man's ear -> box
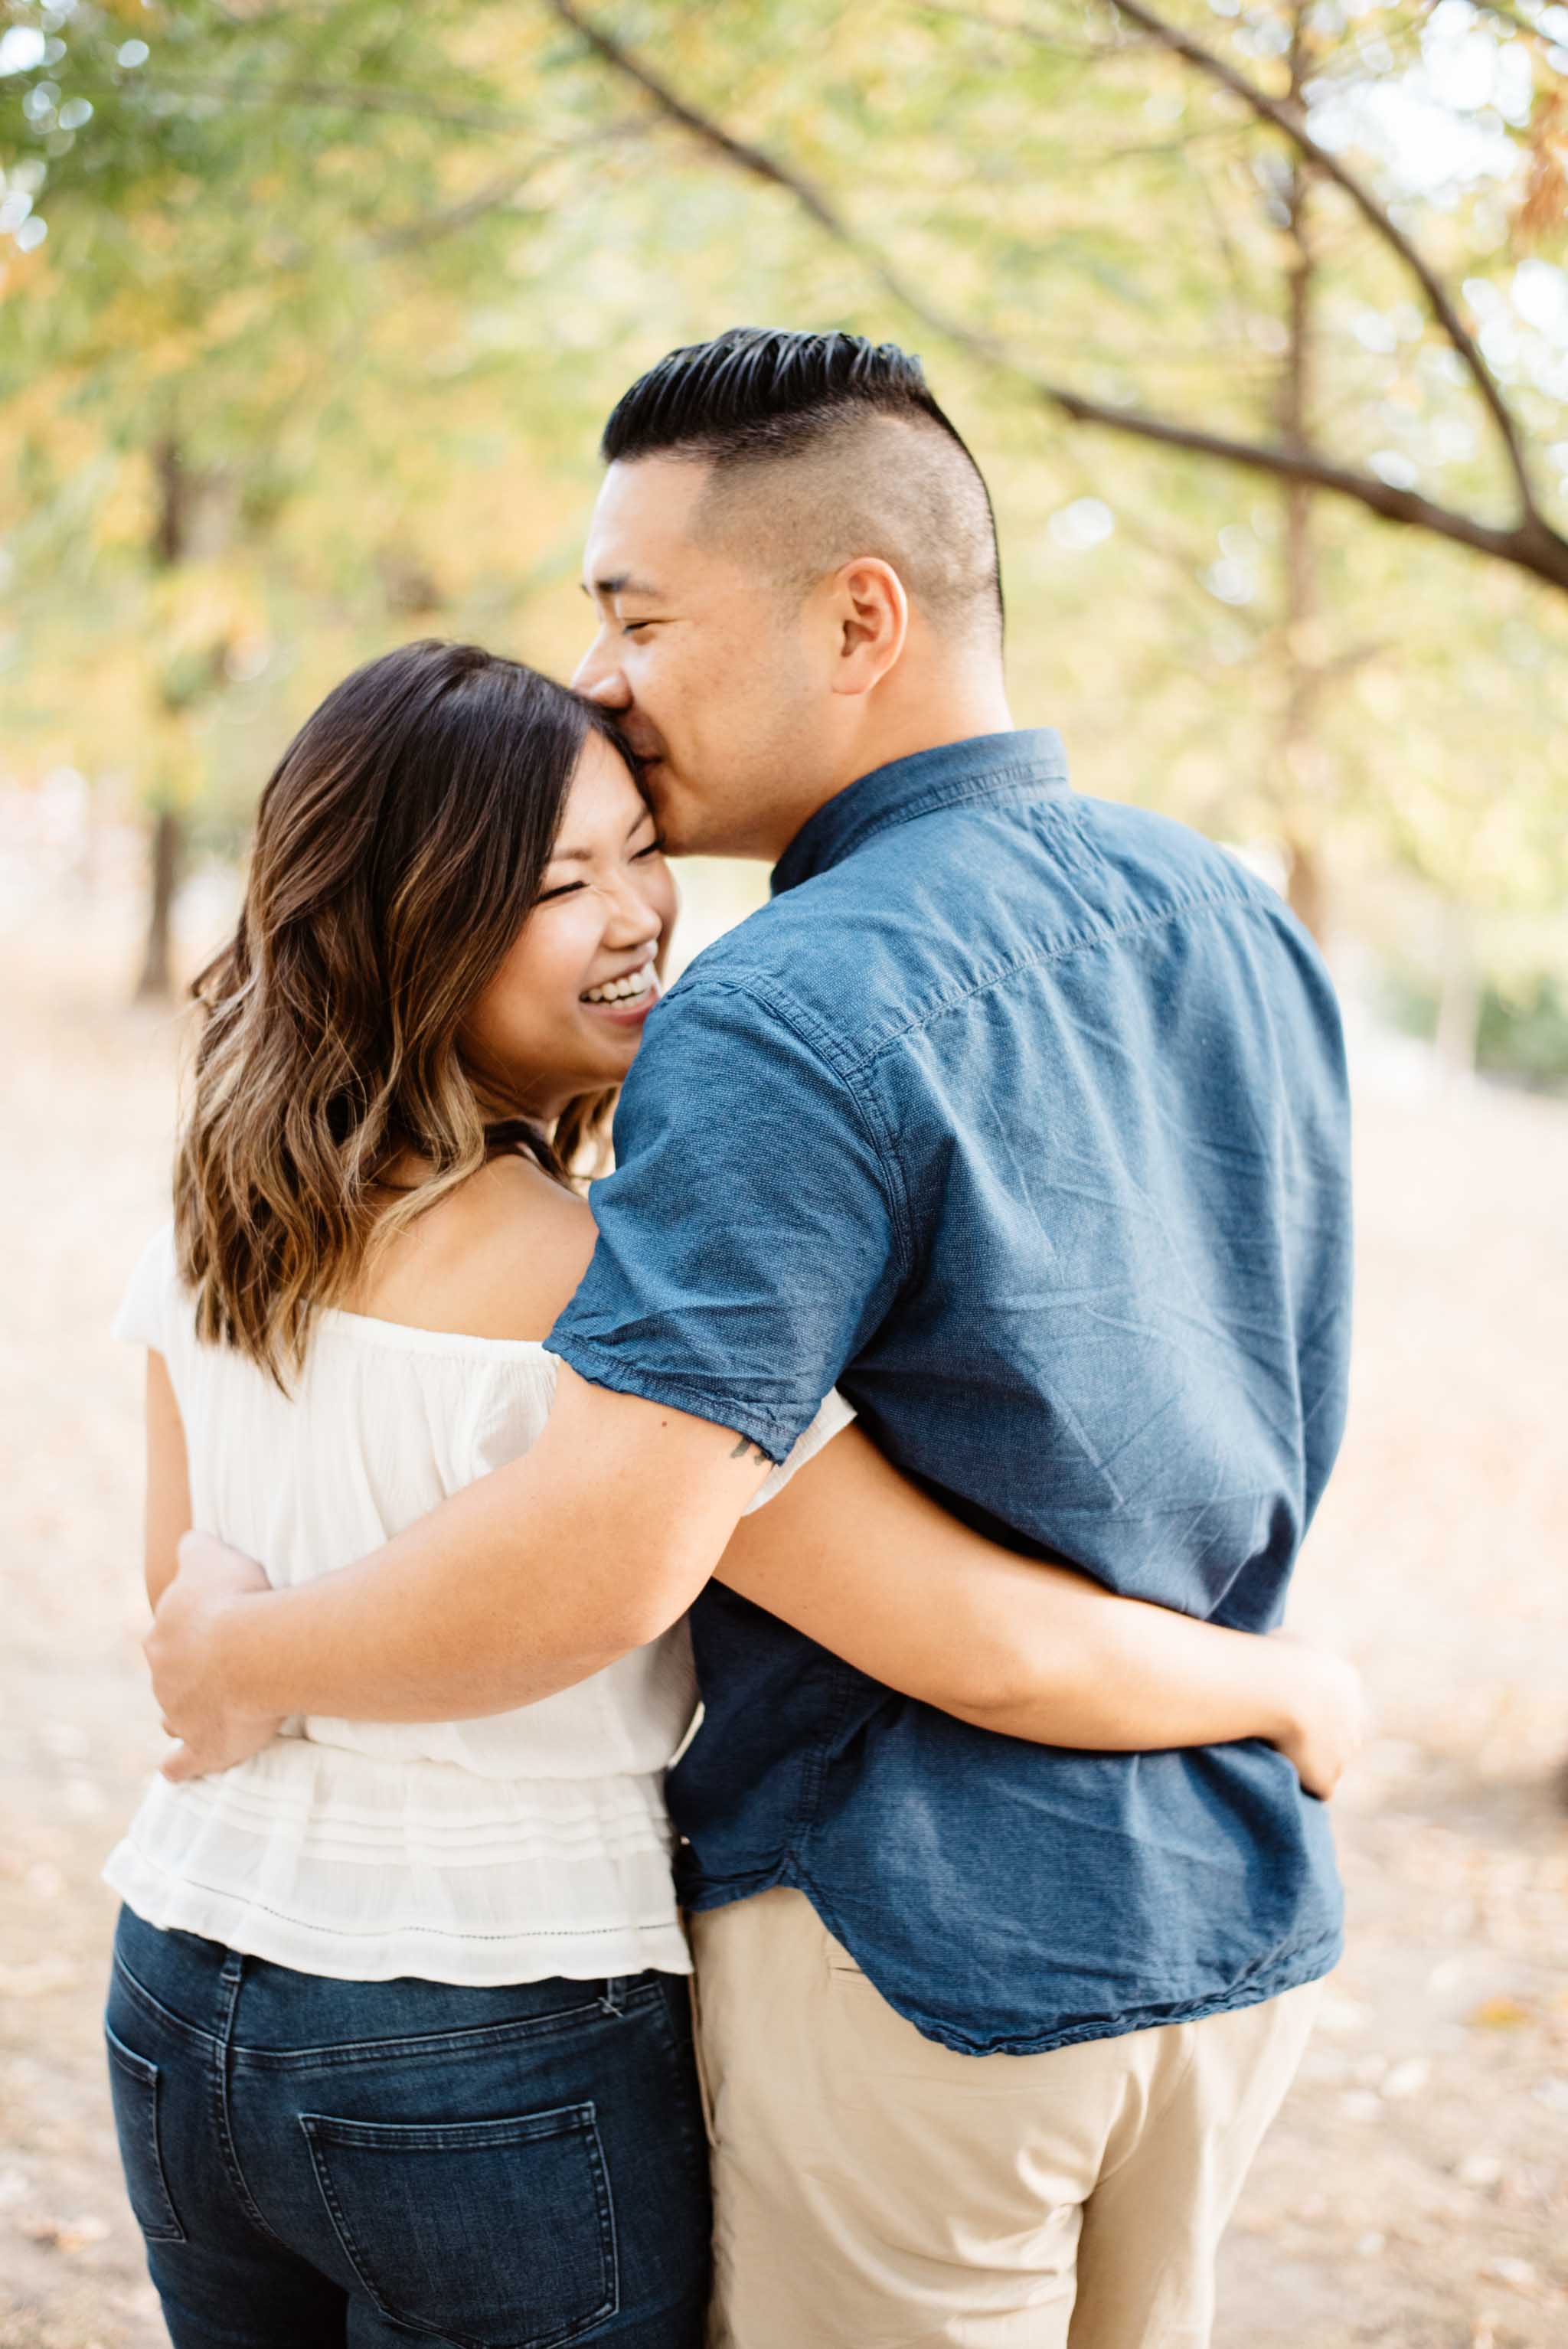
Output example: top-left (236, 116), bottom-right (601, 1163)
top-left (828, 557), bottom-right (909, 698)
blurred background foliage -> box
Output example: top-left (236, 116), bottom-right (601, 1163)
top-left (1, 0), bottom-right (1564, 1073)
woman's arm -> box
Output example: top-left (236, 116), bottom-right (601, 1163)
top-left (714, 1424), bottom-right (1365, 1797)
top-left (144, 1351), bottom-right (194, 1611)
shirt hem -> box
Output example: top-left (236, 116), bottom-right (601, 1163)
top-left (681, 1864), bottom-right (1343, 2057)
top-left (104, 1856), bottom-right (694, 1988)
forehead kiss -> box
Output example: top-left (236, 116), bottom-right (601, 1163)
top-left (572, 460), bottom-right (767, 727)
top-left (566, 332), bottom-right (1004, 864)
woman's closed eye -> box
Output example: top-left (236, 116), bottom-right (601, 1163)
top-left (534, 838), bottom-right (664, 903)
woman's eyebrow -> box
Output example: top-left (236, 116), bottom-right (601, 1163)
top-left (548, 809), bottom-right (658, 864)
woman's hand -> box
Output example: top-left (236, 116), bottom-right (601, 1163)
top-left (1266, 1632), bottom-right (1370, 1799)
top-left (145, 1531), bottom-right (285, 1781)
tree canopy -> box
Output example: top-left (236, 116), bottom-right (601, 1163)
top-left (2, 0), bottom-right (1564, 998)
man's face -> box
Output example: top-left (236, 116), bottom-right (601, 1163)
top-left (572, 458), bottom-right (828, 859)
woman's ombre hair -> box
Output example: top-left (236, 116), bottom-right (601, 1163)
top-left (175, 639), bottom-right (634, 1384)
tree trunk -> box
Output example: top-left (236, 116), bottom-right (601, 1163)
top-left (152, 435), bottom-right (189, 568)
top-left (1276, 13), bottom-right (1329, 944)
top-left (1284, 834), bottom-right (1326, 940)
top-left (135, 807), bottom-right (185, 1001)
top-left (136, 433), bottom-right (191, 1001)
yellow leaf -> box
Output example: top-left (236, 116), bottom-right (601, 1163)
top-left (1469, 1996), bottom-right (1531, 2030)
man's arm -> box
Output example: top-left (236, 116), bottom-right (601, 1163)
top-left (147, 1367), bottom-right (772, 1776)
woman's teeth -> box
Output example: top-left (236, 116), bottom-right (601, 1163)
top-left (582, 962), bottom-right (655, 1006)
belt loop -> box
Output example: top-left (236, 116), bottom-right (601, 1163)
top-left (599, 1977), bottom-right (626, 2018)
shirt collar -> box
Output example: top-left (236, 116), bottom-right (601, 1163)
top-left (771, 728), bottom-right (1072, 896)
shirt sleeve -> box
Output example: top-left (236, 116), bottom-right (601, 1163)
top-left (741, 1389), bottom-right (858, 1514)
top-left (112, 1223), bottom-right (178, 1352)
top-left (547, 976), bottom-right (904, 1463)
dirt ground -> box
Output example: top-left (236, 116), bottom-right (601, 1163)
top-left (2, 890), bottom-right (1565, 2349)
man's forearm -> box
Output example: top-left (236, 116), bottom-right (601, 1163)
top-left (211, 1530), bottom-right (632, 1723)
top-left (152, 1369), bottom-right (769, 1732)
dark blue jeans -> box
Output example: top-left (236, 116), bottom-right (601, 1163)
top-left (105, 1907), bottom-right (710, 2349)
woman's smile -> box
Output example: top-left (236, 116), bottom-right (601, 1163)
top-left (580, 954), bottom-right (663, 1024)
top-left (460, 731), bottom-right (678, 1111)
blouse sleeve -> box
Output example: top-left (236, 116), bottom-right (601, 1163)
top-left (740, 1389), bottom-right (858, 1516)
top-left (112, 1224), bottom-right (178, 1352)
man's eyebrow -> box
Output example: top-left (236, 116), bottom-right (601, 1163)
top-left (547, 805), bottom-right (658, 864)
top-left (581, 571), bottom-right (662, 600)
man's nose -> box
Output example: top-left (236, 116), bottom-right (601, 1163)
top-left (571, 635), bottom-right (630, 707)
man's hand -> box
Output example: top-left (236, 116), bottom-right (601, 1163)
top-left (1269, 1632), bottom-right (1370, 1800)
top-left (145, 1531), bottom-right (284, 1782)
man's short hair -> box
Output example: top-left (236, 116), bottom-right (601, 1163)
top-left (601, 327), bottom-right (1004, 649)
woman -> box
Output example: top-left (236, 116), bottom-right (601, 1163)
top-left (106, 640), bottom-right (1360, 2349)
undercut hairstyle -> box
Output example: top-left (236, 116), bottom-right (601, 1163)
top-left (175, 641), bottom-right (633, 1386)
top-left (601, 328), bottom-right (1004, 649)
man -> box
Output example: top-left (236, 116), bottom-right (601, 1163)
top-left (151, 327), bottom-right (1354, 2346)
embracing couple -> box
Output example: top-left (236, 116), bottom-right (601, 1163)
top-left (106, 328), bottom-right (1359, 2349)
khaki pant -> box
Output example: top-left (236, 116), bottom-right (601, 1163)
top-left (690, 1888), bottom-right (1319, 2349)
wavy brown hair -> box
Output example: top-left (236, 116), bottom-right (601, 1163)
top-left (175, 640), bottom-right (636, 1385)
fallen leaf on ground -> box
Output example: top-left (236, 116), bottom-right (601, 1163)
top-left (1471, 1996), bottom-right (1531, 2029)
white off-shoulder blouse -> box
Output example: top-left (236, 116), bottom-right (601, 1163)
top-left (106, 1224), bottom-right (854, 1987)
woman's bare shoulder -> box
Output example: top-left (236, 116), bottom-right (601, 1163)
top-left (354, 1155), bottom-right (599, 1343)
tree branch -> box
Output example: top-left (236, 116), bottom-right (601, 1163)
top-left (96, 73), bottom-right (538, 136)
top-left (916, 0), bottom-right (1145, 59)
top-left (1047, 393), bottom-right (1568, 589)
top-left (544, 0), bottom-right (980, 326)
top-left (1084, 0), bottom-right (1541, 522)
top-left (546, 0), bottom-right (858, 245)
top-left (371, 167), bottom-right (546, 253)
top-left (369, 123), bottom-right (644, 254)
top-left (547, 1), bottom-right (1568, 596)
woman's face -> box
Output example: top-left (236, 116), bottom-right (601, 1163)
top-left (463, 732), bottom-right (678, 1117)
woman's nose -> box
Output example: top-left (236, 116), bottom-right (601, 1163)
top-left (604, 872), bottom-right (662, 944)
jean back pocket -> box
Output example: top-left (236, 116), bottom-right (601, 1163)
top-left (301, 2101), bottom-right (616, 2349)
top-left (104, 2023), bottom-right (185, 2243)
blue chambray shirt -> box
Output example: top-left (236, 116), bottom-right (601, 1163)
top-left (548, 729), bottom-right (1351, 2056)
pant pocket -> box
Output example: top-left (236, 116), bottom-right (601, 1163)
top-left (301, 2102), bottom-right (616, 2349)
top-left (104, 2024), bottom-right (185, 2243)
